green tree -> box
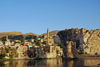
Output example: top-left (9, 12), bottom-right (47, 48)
top-left (9, 55), bottom-right (13, 59)
top-left (2, 38), bottom-right (7, 42)
top-left (78, 52), bottom-right (84, 54)
top-left (21, 39), bottom-right (25, 43)
top-left (0, 54), bottom-right (6, 59)
top-left (34, 40), bottom-right (37, 43)
top-left (28, 39), bottom-right (32, 42)
top-left (10, 39), bottom-right (14, 42)
top-left (47, 49), bottom-right (50, 52)
top-left (58, 44), bottom-right (64, 48)
top-left (16, 42), bottom-right (21, 44)
top-left (42, 41), bottom-right (46, 45)
top-left (36, 41), bottom-right (40, 46)
top-left (56, 50), bottom-right (59, 54)
top-left (5, 48), bottom-right (9, 53)
top-left (36, 56), bottom-right (43, 60)
top-left (18, 38), bottom-right (21, 40)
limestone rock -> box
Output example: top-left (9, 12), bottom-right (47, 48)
top-left (80, 29), bottom-right (100, 55)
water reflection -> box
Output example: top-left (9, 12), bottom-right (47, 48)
top-left (27, 58), bottom-right (63, 67)
top-left (1, 58), bottom-right (100, 67)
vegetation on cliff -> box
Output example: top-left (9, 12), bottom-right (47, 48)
top-left (34, 40), bottom-right (40, 46)
top-left (58, 44), bottom-right (64, 48)
top-left (0, 54), bottom-right (6, 59)
top-left (56, 50), bottom-right (59, 54)
top-left (2, 38), bottom-right (7, 42)
top-left (36, 56), bottom-right (43, 60)
top-left (42, 41), bottom-right (46, 45)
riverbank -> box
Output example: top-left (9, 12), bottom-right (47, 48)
top-left (1, 54), bottom-right (100, 61)
top-left (1, 57), bottom-right (100, 67)
top-left (78, 54), bottom-right (100, 58)
top-left (0, 56), bottom-right (62, 61)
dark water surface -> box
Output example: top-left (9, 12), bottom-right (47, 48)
top-left (0, 57), bottom-right (100, 67)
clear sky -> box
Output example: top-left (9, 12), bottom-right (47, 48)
top-left (0, 0), bottom-right (100, 35)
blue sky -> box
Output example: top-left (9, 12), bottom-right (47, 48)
top-left (0, 0), bottom-right (100, 35)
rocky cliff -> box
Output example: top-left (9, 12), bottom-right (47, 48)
top-left (79, 29), bottom-right (100, 55)
top-left (57, 28), bottom-right (81, 47)
top-left (57, 28), bottom-right (100, 55)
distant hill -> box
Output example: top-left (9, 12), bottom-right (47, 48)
top-left (0, 31), bottom-right (23, 38)
top-left (0, 30), bottom-right (60, 40)
top-left (0, 31), bottom-right (40, 40)
top-left (24, 32), bottom-right (39, 36)
top-left (0, 31), bottom-right (23, 35)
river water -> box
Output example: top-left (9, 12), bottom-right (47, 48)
top-left (0, 57), bottom-right (100, 67)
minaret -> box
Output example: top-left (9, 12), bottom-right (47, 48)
top-left (6, 35), bottom-right (8, 40)
top-left (47, 28), bottom-right (49, 45)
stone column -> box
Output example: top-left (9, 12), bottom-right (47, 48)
top-left (47, 28), bottom-right (49, 45)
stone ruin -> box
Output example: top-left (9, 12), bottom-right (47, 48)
top-left (63, 41), bottom-right (78, 59)
top-left (28, 45), bottom-right (63, 59)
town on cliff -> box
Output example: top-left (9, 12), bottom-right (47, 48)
top-left (0, 28), bottom-right (100, 60)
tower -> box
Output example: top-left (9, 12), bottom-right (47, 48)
top-left (47, 28), bottom-right (49, 45)
top-left (6, 35), bottom-right (8, 40)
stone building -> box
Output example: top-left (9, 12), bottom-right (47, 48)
top-left (0, 41), bottom-right (3, 45)
top-left (5, 41), bottom-right (11, 46)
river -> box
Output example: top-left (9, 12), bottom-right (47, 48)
top-left (0, 57), bottom-right (100, 67)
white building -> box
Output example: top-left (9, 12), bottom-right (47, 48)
top-left (31, 39), bottom-right (35, 42)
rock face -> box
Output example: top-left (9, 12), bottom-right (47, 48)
top-left (16, 46), bottom-right (29, 59)
top-left (54, 36), bottom-right (61, 44)
top-left (56, 28), bottom-right (100, 55)
top-left (79, 29), bottom-right (100, 55)
top-left (63, 41), bottom-right (78, 59)
top-left (57, 28), bottom-right (80, 47)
